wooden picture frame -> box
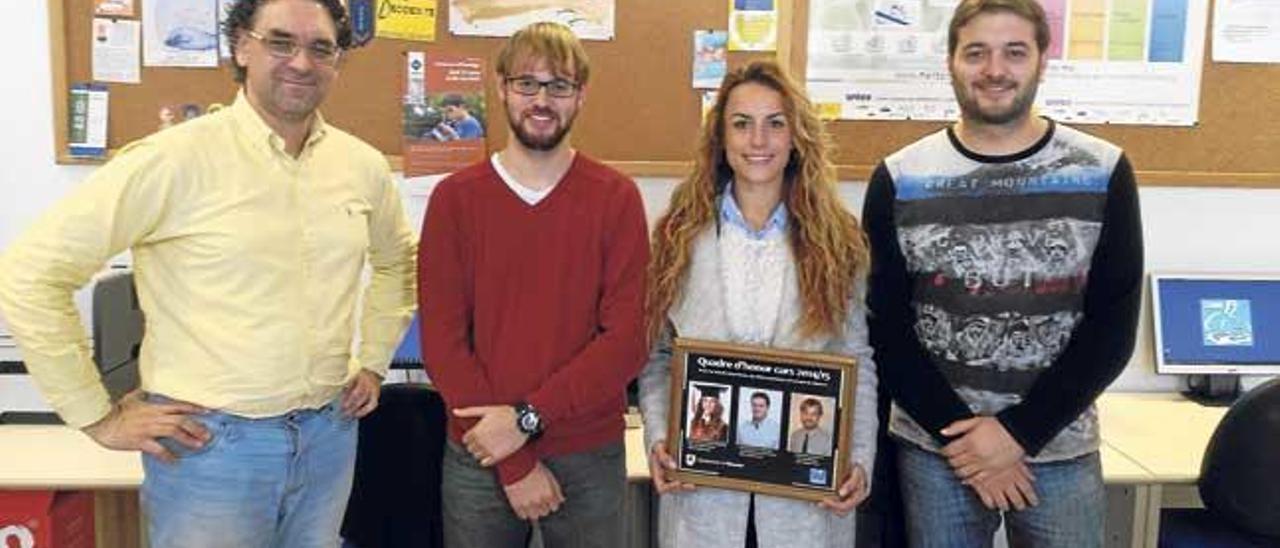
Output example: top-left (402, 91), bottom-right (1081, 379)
top-left (666, 338), bottom-right (857, 501)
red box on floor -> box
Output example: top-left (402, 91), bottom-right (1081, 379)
top-left (0, 490), bottom-right (95, 548)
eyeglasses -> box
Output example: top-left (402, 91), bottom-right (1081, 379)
top-left (245, 30), bottom-right (341, 66)
top-left (504, 77), bottom-right (580, 98)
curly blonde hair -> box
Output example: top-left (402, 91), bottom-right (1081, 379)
top-left (646, 60), bottom-right (870, 342)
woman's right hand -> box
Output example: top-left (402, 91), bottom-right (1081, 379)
top-left (649, 440), bottom-right (696, 494)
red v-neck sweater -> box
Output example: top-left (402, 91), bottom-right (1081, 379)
top-left (419, 154), bottom-right (650, 485)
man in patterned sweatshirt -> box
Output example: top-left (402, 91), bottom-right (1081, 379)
top-left (862, 0), bottom-right (1143, 545)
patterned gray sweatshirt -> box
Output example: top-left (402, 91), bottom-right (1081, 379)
top-left (863, 120), bottom-right (1143, 461)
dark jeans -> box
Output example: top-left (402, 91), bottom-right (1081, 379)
top-left (442, 440), bottom-right (625, 548)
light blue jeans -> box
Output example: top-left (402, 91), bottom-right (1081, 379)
top-left (897, 440), bottom-right (1104, 548)
top-left (141, 395), bottom-right (358, 548)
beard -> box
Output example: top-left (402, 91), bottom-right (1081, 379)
top-left (507, 106), bottom-right (576, 151)
top-left (953, 74), bottom-right (1040, 126)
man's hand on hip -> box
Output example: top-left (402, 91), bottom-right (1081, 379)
top-left (940, 416), bottom-right (1026, 482)
top-left (81, 390), bottom-right (209, 463)
top-left (502, 461), bottom-right (564, 521)
top-left (455, 405), bottom-right (529, 466)
top-left (342, 369), bottom-right (383, 418)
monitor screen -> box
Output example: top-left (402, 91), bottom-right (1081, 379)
top-left (1151, 274), bottom-right (1280, 375)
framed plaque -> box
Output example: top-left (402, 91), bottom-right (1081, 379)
top-left (666, 338), bottom-right (858, 501)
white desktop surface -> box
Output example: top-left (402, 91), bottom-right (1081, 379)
top-left (0, 425), bottom-right (141, 488)
top-left (1, 423), bottom-right (650, 487)
top-left (1098, 392), bottom-right (1228, 483)
top-left (625, 425), bottom-right (649, 482)
top-left (1099, 443), bottom-right (1151, 484)
top-left (1097, 392), bottom-right (1236, 547)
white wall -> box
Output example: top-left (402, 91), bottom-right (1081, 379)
top-left (3, 2), bottom-right (1277, 408)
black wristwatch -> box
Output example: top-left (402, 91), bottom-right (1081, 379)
top-left (514, 402), bottom-right (544, 437)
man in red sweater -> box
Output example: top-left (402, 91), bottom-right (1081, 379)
top-left (419, 21), bottom-right (649, 547)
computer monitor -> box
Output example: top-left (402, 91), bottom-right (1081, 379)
top-left (1150, 273), bottom-right (1280, 405)
top-left (92, 270), bottom-right (143, 402)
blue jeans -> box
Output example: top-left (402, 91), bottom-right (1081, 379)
top-left (897, 440), bottom-right (1104, 548)
top-left (141, 395), bottom-right (358, 548)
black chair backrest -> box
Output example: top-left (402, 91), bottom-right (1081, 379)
top-left (1198, 377), bottom-right (1280, 539)
top-left (341, 383), bottom-right (447, 548)
top-left (92, 270), bottom-right (143, 401)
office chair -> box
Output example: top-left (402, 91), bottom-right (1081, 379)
top-left (1159, 378), bottom-right (1280, 547)
top-left (341, 383), bottom-right (447, 548)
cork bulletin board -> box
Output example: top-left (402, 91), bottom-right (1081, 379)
top-left (51, 1), bottom-right (1280, 186)
top-left (49, 0), bottom-right (777, 177)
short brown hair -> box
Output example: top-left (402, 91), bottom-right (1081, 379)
top-left (947, 0), bottom-right (1051, 57)
top-left (495, 22), bottom-right (591, 85)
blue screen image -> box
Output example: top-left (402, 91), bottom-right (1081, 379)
top-left (1158, 279), bottom-right (1280, 366)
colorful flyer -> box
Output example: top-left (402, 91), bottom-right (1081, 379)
top-left (376, 0), bottom-right (438, 42)
top-left (806, 0), bottom-right (1209, 125)
top-left (693, 30), bottom-right (728, 89)
top-left (728, 0), bottom-right (778, 51)
top-left (403, 54), bottom-right (487, 176)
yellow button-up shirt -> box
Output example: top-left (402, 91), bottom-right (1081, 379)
top-left (0, 93), bottom-right (416, 427)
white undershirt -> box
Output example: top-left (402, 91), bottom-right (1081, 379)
top-left (490, 153), bottom-right (559, 206)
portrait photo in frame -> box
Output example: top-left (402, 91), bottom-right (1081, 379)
top-left (666, 338), bottom-right (858, 501)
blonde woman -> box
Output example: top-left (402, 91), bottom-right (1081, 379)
top-left (637, 60), bottom-right (879, 547)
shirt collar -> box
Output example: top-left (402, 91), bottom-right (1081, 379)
top-left (719, 181), bottom-right (788, 241)
top-left (230, 90), bottom-right (329, 156)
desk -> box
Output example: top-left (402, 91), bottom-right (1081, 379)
top-left (1098, 392), bottom-right (1229, 548)
top-left (1100, 442), bottom-right (1159, 548)
top-left (623, 425), bottom-right (655, 548)
top-left (625, 425), bottom-right (649, 481)
top-left (3, 401), bottom-right (1213, 548)
top-left (1099, 392), bottom-right (1227, 482)
top-left (0, 425), bottom-right (143, 547)
top-left (0, 422), bottom-right (655, 548)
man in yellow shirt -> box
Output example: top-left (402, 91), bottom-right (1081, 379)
top-left (0, 0), bottom-right (415, 544)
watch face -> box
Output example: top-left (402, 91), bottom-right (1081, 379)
top-left (520, 412), bottom-right (539, 432)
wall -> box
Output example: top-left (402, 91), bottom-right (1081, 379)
top-left (3, 2), bottom-right (1278, 409)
